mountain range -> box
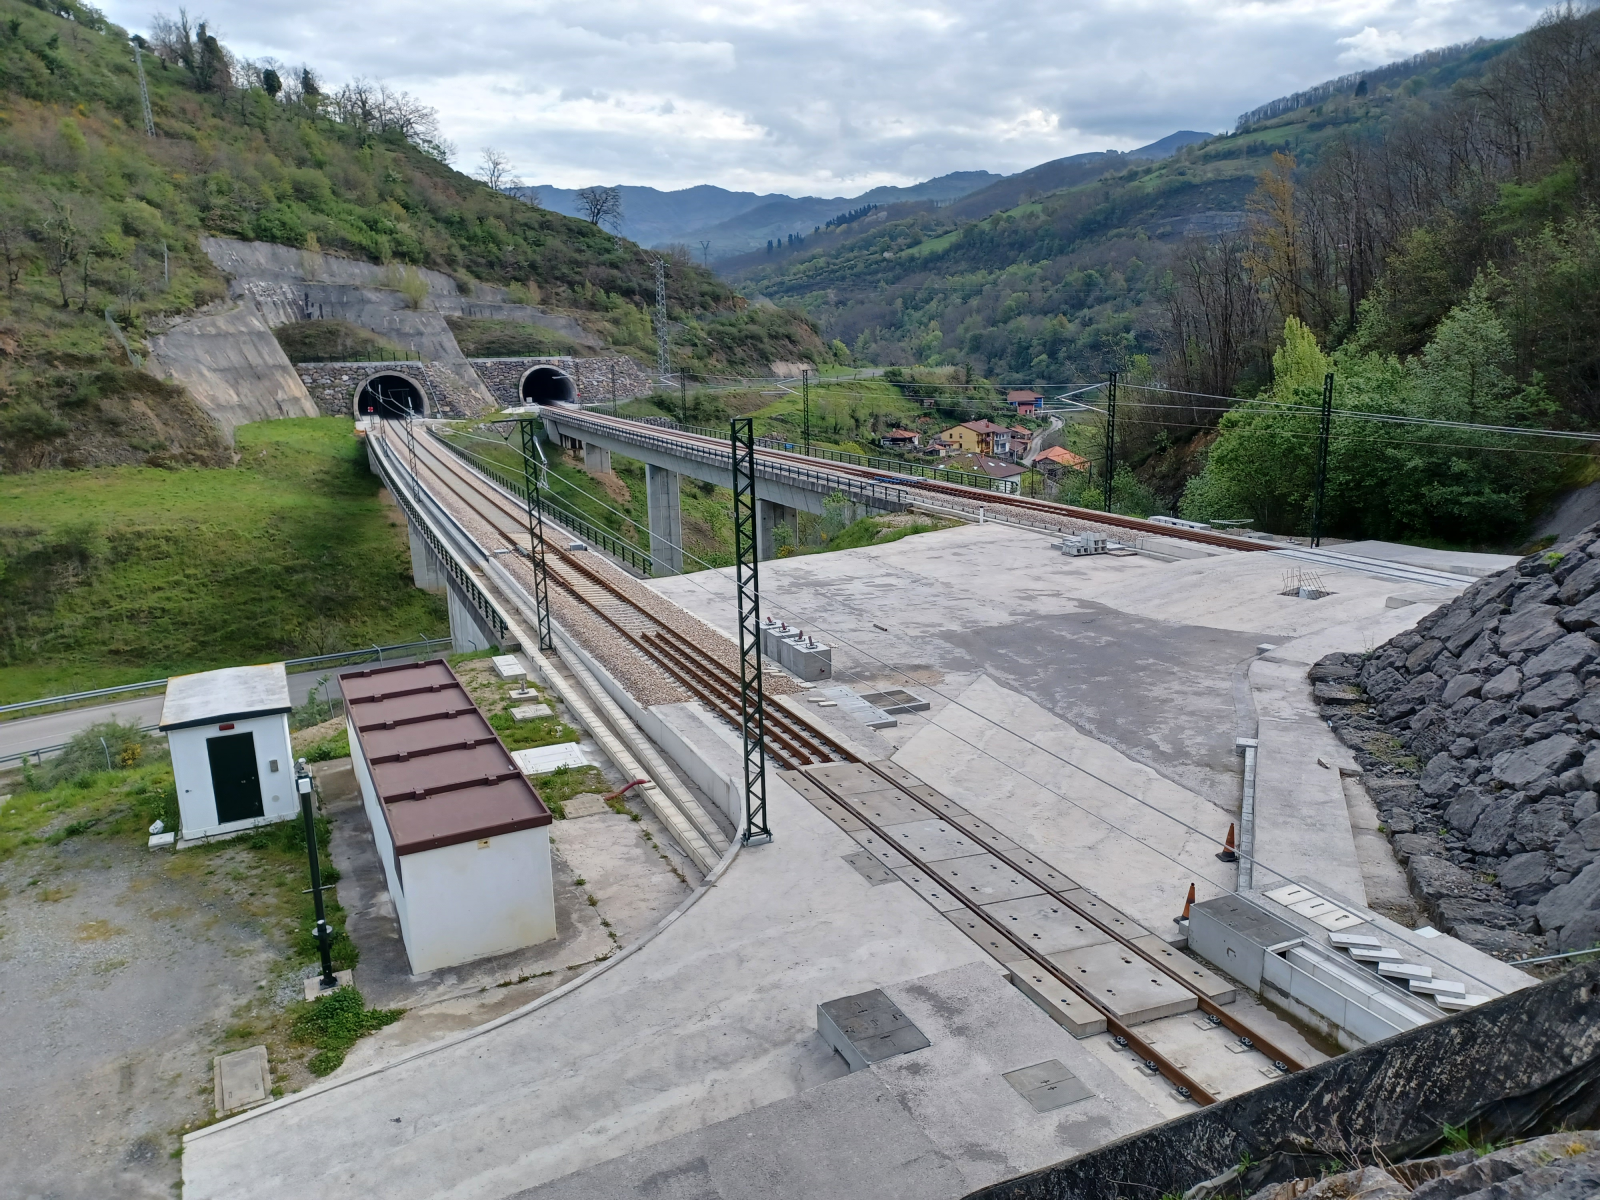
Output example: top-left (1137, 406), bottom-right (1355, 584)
top-left (519, 132), bottom-right (1211, 259)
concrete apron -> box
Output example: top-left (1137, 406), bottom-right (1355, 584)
top-left (180, 749), bottom-right (991, 1200)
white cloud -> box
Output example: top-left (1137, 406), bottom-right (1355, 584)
top-left (99, 0), bottom-right (1540, 194)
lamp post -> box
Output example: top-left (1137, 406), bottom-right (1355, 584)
top-left (298, 760), bottom-right (339, 994)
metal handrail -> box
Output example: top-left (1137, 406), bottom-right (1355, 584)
top-left (431, 431), bottom-right (655, 575)
top-left (0, 639), bottom-right (456, 719)
top-left (586, 413), bottom-right (1011, 493)
top-left (541, 408), bottom-right (911, 511)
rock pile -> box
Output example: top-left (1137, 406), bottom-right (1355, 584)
top-left (1229, 1130), bottom-right (1600, 1200)
top-left (1312, 526), bottom-right (1600, 960)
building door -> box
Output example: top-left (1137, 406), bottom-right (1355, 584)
top-left (207, 732), bottom-right (263, 825)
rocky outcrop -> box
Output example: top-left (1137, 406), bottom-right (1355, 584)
top-left (1313, 525), bottom-right (1600, 959)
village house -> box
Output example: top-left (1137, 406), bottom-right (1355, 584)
top-left (1005, 390), bottom-right (1042, 415)
top-left (880, 428), bottom-right (920, 450)
top-left (1033, 445), bottom-right (1091, 479)
top-left (940, 419), bottom-right (1014, 458)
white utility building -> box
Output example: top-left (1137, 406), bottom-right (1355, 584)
top-left (159, 663), bottom-right (297, 842)
top-left (339, 659), bottom-right (556, 973)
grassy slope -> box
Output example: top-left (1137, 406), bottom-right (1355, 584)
top-left (0, 417), bottom-right (445, 701)
top-left (726, 44), bottom-right (1510, 383)
top-left (0, 0), bottom-right (823, 470)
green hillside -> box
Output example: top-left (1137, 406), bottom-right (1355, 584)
top-left (727, 38), bottom-right (1512, 387)
top-left (0, 0), bottom-right (822, 472)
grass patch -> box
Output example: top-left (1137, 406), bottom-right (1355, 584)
top-left (272, 319), bottom-right (408, 364)
top-left (0, 417), bottom-right (446, 703)
top-left (288, 987), bottom-right (402, 1076)
top-left (444, 316), bottom-right (583, 358)
top-left (532, 765), bottom-right (608, 819)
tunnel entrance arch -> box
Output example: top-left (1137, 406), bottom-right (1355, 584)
top-left (520, 365), bottom-right (577, 405)
top-left (356, 373), bottom-right (426, 419)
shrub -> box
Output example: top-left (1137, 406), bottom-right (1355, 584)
top-left (289, 987), bottom-right (402, 1076)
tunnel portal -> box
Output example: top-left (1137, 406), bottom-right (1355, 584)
top-left (358, 374), bottom-right (426, 419)
top-left (521, 366), bottom-right (577, 404)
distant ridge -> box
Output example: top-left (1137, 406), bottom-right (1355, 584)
top-left (1236, 39), bottom-right (1503, 129)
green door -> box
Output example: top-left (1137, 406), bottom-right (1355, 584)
top-left (207, 732), bottom-right (263, 824)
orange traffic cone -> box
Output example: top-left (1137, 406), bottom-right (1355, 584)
top-left (1216, 823), bottom-right (1239, 863)
top-left (1175, 882), bottom-right (1196, 925)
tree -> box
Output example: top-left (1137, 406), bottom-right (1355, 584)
top-left (577, 186), bottom-right (623, 230)
top-left (0, 200), bottom-right (33, 294)
top-left (39, 197), bottom-right (79, 309)
top-left (262, 67), bottom-right (281, 98)
top-left (1243, 152), bottom-right (1305, 322)
top-left (476, 147), bottom-right (520, 191)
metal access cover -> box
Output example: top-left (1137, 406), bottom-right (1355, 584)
top-left (858, 689), bottom-right (932, 714)
top-left (1003, 1060), bottom-right (1093, 1112)
top-left (817, 989), bottom-right (930, 1071)
top-left (842, 850), bottom-right (897, 886)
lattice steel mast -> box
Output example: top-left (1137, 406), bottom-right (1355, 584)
top-left (730, 417), bottom-right (771, 844)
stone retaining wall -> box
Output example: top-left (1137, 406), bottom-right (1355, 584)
top-left (470, 355), bottom-right (655, 408)
top-left (298, 356), bottom-right (656, 417)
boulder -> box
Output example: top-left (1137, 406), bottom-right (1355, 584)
top-left (1313, 682), bottom-right (1365, 704)
top-left (1554, 828), bottom-right (1600, 875)
top-left (1517, 671), bottom-right (1584, 715)
top-left (1481, 665), bottom-right (1522, 700)
top-left (1513, 577), bottom-right (1561, 609)
top-left (1512, 799), bottom-right (1572, 851)
top-left (1460, 699), bottom-right (1512, 738)
top-left (1391, 832), bottom-right (1447, 863)
top-left (1441, 673), bottom-right (1482, 705)
top-left (1557, 556), bottom-right (1600, 604)
top-left (1309, 657), bottom-right (1358, 683)
top-left (1385, 809), bottom-right (1417, 834)
top-left (1493, 733), bottom-right (1582, 789)
top-left (1498, 850), bottom-right (1556, 904)
top-left (1407, 708), bottom-right (1454, 765)
top-left (1498, 604), bottom-right (1566, 655)
top-left (1576, 793), bottom-right (1600, 823)
top-left (1536, 860), bottom-right (1600, 951)
top-left (1557, 592), bottom-right (1600, 630)
top-left (1469, 792), bottom-right (1529, 855)
top-left (1378, 672), bottom-right (1443, 722)
top-left (1445, 787), bottom-right (1492, 834)
top-left (1407, 854), bottom-right (1477, 902)
top-left (1435, 897), bottom-right (1519, 931)
top-left (1523, 633), bottom-right (1600, 679)
top-left (1449, 924), bottom-right (1541, 958)
top-left (1572, 688), bottom-right (1600, 725)
top-left (1362, 666), bottom-right (1406, 703)
top-left (1419, 752), bottom-right (1463, 798)
top-left (1405, 639), bottom-right (1445, 673)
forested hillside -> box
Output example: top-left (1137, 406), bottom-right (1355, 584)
top-left (0, 0), bottom-right (821, 471)
top-left (735, 9), bottom-right (1600, 548)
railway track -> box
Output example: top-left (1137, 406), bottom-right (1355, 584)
top-left (544, 408), bottom-right (1274, 553)
top-left (376, 421), bottom-right (1309, 1109)
top-left (380, 427), bottom-right (850, 772)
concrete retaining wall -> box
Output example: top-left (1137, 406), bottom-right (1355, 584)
top-left (146, 304), bottom-right (318, 442)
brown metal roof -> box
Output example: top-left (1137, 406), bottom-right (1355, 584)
top-left (338, 659), bottom-right (550, 855)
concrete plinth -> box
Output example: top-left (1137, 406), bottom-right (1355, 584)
top-left (582, 442), bottom-right (612, 474)
top-left (758, 499), bottom-right (799, 560)
top-left (407, 520), bottom-right (447, 594)
top-left (646, 463), bottom-right (683, 576)
top-left (446, 586), bottom-right (496, 654)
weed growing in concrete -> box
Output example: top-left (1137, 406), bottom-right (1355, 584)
top-left (288, 987), bottom-right (402, 1076)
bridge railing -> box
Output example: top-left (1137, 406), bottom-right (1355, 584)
top-left (541, 409), bottom-right (911, 510)
top-left (619, 415), bottom-right (1011, 493)
top-left (430, 431), bottom-right (656, 576)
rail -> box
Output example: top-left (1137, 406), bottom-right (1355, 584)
top-left (430, 430), bottom-right (656, 576)
top-left (0, 639), bottom-right (456, 720)
top-left (540, 408), bottom-right (912, 511)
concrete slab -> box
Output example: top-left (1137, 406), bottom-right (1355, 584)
top-left (1047, 942), bottom-right (1199, 1025)
top-left (980, 894), bottom-right (1113, 955)
top-left (1334, 540), bottom-right (1520, 579)
top-left (925, 850), bottom-right (1053, 904)
top-left (894, 865), bottom-right (991, 911)
top-left (181, 769), bottom-right (991, 1200)
top-left (1004, 960), bottom-right (1108, 1036)
top-left (881, 817), bottom-right (987, 862)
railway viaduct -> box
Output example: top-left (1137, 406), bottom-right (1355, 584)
top-left (539, 407), bottom-right (911, 573)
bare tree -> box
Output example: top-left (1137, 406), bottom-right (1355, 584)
top-left (39, 196), bottom-right (79, 309)
top-left (576, 185), bottom-right (623, 230)
top-left (1164, 234), bottom-right (1272, 402)
top-left (476, 147), bottom-right (521, 191)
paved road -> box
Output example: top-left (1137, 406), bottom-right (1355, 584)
top-left (0, 665), bottom-right (404, 761)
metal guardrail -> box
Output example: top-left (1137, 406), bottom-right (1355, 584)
top-left (0, 639), bottom-right (456, 720)
top-left (542, 409), bottom-right (911, 511)
top-left (633, 416), bottom-right (1010, 493)
top-left (1, 724), bottom-right (163, 766)
top-left (431, 431), bottom-right (656, 575)
top-left (370, 437), bottom-right (511, 646)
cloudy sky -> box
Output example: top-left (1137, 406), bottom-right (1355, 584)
top-left (102, 0), bottom-right (1540, 196)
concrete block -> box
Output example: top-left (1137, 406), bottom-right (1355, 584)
top-left (303, 969), bottom-right (354, 1001)
top-left (1188, 893), bottom-right (1304, 993)
top-left (1129, 935), bottom-right (1236, 1004)
top-left (892, 865), bottom-right (969, 911)
top-left (928, 851), bottom-right (1048, 905)
top-left (148, 832), bottom-right (176, 849)
top-left (491, 654), bottom-right (526, 681)
top-left (980, 894), bottom-right (1111, 956)
top-left (944, 907), bottom-right (1032, 963)
top-left (842, 788), bottom-right (932, 826)
top-left (1003, 960), bottom-right (1106, 1037)
top-left (213, 1046), bottom-right (271, 1117)
top-left (1045, 942), bottom-right (1199, 1025)
top-left (510, 703), bottom-right (554, 721)
top-left (817, 989), bottom-right (930, 1071)
top-left (881, 817), bottom-right (985, 863)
